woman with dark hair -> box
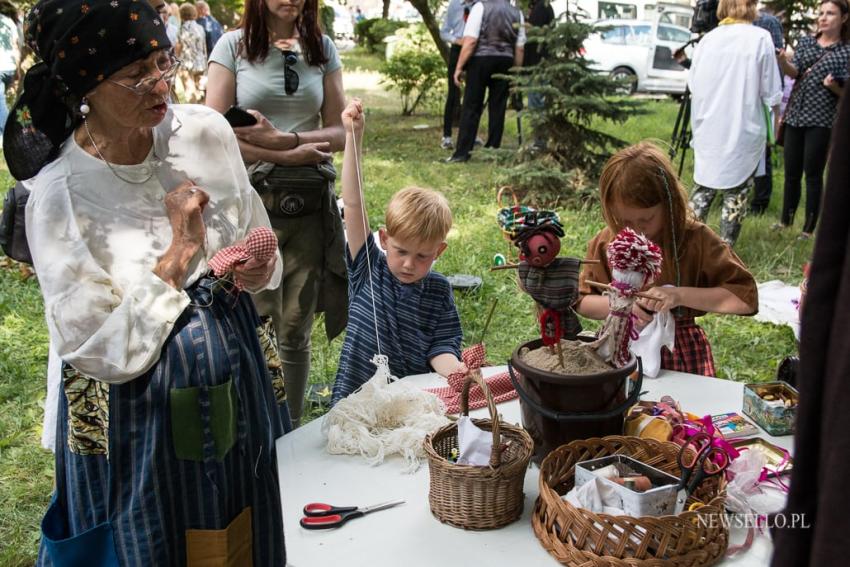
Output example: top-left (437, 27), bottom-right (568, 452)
top-left (3, 1), bottom-right (288, 564)
top-left (774, 0), bottom-right (850, 239)
top-left (206, 0), bottom-right (347, 428)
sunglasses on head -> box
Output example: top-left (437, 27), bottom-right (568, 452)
top-left (281, 50), bottom-right (299, 95)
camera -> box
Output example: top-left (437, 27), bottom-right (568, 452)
top-left (691, 0), bottom-right (719, 34)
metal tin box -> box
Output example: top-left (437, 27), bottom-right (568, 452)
top-left (575, 455), bottom-right (680, 517)
top-left (742, 381), bottom-right (798, 436)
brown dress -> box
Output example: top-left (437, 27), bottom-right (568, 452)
top-left (579, 222), bottom-right (758, 376)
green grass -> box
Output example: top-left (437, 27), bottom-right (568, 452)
top-left (0, 50), bottom-right (801, 564)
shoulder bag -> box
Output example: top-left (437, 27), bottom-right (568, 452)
top-left (776, 50), bottom-right (830, 146)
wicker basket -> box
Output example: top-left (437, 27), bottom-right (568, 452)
top-left (533, 436), bottom-right (728, 567)
top-left (424, 370), bottom-right (534, 530)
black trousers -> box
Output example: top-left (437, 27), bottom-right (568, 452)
top-left (781, 125), bottom-right (832, 233)
top-left (452, 55), bottom-right (514, 159)
top-left (442, 44), bottom-right (462, 138)
top-left (751, 143), bottom-right (772, 214)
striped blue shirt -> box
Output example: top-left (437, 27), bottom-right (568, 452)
top-left (332, 234), bottom-right (463, 404)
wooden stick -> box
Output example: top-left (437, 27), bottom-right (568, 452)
top-left (556, 340), bottom-right (565, 368)
top-left (585, 280), bottom-right (656, 301)
top-left (476, 298), bottom-right (499, 345)
top-left (489, 259), bottom-right (601, 272)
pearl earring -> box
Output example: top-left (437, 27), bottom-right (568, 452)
top-left (79, 98), bottom-right (90, 116)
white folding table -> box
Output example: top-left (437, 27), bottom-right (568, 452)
top-left (277, 369), bottom-right (793, 567)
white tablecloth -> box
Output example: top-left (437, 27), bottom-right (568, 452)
top-left (277, 369), bottom-right (793, 567)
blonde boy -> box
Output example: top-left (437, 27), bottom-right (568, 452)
top-left (332, 100), bottom-right (466, 403)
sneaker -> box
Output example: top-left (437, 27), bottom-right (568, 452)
top-left (440, 136), bottom-right (453, 150)
top-left (473, 137), bottom-right (484, 147)
top-left (797, 232), bottom-right (813, 241)
top-left (770, 222), bottom-right (787, 232)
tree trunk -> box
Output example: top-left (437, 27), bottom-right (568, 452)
top-left (406, 0), bottom-right (449, 64)
top-left (383, 0), bottom-right (391, 19)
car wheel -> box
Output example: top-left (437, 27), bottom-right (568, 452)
top-left (610, 67), bottom-right (637, 96)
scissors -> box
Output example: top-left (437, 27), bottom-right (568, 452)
top-left (300, 499), bottom-right (405, 530)
top-left (677, 431), bottom-right (730, 498)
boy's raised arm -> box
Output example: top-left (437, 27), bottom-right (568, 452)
top-left (341, 99), bottom-right (368, 258)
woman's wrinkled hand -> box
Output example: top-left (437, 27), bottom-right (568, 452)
top-left (163, 180), bottom-right (208, 250)
top-left (232, 254), bottom-right (277, 292)
top-left (631, 302), bottom-right (654, 331)
top-left (824, 73), bottom-right (836, 88)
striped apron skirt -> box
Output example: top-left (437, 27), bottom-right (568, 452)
top-left (37, 276), bottom-right (290, 566)
top-left (660, 316), bottom-right (717, 377)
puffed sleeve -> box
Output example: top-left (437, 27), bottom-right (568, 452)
top-left (213, 111), bottom-right (283, 291)
top-left (26, 178), bottom-right (190, 384)
top-left (698, 226), bottom-right (758, 314)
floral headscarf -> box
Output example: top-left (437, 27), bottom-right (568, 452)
top-left (2, 0), bottom-right (171, 180)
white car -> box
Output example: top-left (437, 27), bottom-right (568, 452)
top-left (583, 18), bottom-right (694, 95)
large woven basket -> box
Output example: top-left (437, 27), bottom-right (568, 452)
top-left (533, 436), bottom-right (728, 567)
top-left (424, 370), bottom-right (534, 530)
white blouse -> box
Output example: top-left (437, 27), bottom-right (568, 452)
top-left (26, 104), bottom-right (282, 384)
top-left (688, 24), bottom-right (782, 189)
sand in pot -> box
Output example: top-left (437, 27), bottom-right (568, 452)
top-left (520, 340), bottom-right (614, 375)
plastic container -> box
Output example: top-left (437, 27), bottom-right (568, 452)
top-left (508, 337), bottom-right (643, 464)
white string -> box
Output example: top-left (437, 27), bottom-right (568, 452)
top-left (349, 122), bottom-right (383, 356)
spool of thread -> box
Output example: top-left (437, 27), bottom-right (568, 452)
top-left (493, 253), bottom-right (507, 266)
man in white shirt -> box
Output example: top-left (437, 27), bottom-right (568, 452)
top-left (687, 0), bottom-right (781, 246)
top-left (446, 0), bottom-right (526, 162)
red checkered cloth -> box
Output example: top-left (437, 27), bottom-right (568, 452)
top-left (207, 226), bottom-right (277, 289)
top-left (425, 343), bottom-right (518, 415)
top-left (660, 317), bottom-right (716, 377)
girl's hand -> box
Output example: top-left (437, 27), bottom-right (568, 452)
top-left (636, 286), bottom-right (681, 314)
top-left (233, 254), bottom-right (277, 292)
top-left (631, 302), bottom-right (654, 331)
top-left (824, 73), bottom-right (836, 88)
top-left (776, 48), bottom-right (788, 64)
top-left (341, 99), bottom-right (365, 136)
top-left (233, 110), bottom-right (284, 148)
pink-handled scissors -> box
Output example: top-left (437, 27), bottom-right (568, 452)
top-left (300, 499), bottom-right (405, 530)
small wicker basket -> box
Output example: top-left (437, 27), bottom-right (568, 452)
top-left (533, 436), bottom-right (728, 567)
top-left (424, 370), bottom-right (534, 530)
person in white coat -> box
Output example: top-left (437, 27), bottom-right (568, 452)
top-left (688, 0), bottom-right (782, 247)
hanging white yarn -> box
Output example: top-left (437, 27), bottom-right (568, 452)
top-left (322, 355), bottom-right (450, 473)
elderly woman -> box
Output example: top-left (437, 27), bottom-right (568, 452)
top-left (3, 1), bottom-right (287, 564)
top-left (687, 0), bottom-right (782, 247)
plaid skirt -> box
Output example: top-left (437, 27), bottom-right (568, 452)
top-left (660, 317), bottom-right (716, 377)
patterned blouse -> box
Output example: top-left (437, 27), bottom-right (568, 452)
top-left (785, 35), bottom-right (850, 128)
top-left (178, 20), bottom-right (207, 73)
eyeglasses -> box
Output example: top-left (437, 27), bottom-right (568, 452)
top-left (108, 53), bottom-right (181, 96)
top-left (281, 50), bottom-right (299, 95)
